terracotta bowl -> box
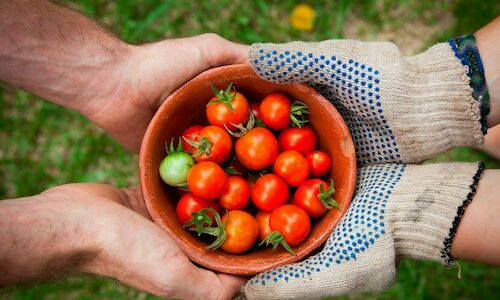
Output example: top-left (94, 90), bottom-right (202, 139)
top-left (140, 64), bottom-right (356, 276)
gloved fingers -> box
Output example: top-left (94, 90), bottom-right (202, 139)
top-left (244, 164), bottom-right (405, 299)
top-left (249, 40), bottom-right (399, 86)
top-left (250, 41), bottom-right (335, 85)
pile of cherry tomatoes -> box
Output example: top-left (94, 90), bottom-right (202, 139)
top-left (159, 83), bottom-right (338, 255)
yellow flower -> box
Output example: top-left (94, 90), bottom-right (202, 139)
top-left (289, 4), bottom-right (316, 31)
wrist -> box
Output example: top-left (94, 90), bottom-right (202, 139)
top-left (475, 17), bottom-right (500, 128)
top-left (0, 191), bottom-right (101, 285)
top-left (75, 42), bottom-right (137, 118)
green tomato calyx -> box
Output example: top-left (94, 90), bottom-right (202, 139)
top-left (224, 166), bottom-right (242, 175)
top-left (259, 231), bottom-right (296, 256)
top-left (290, 101), bottom-right (310, 128)
top-left (209, 82), bottom-right (236, 112)
top-left (183, 135), bottom-right (212, 158)
top-left (188, 208), bottom-right (228, 251)
top-left (318, 179), bottom-right (340, 209)
top-left (183, 208), bottom-right (213, 236)
top-left (165, 138), bottom-right (186, 155)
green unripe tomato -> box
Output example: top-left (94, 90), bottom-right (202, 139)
top-left (159, 152), bottom-right (195, 186)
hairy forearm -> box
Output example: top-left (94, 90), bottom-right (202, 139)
top-left (0, 0), bottom-right (131, 115)
top-left (451, 169), bottom-right (500, 265)
top-left (476, 16), bottom-right (500, 128)
top-left (0, 193), bottom-right (99, 286)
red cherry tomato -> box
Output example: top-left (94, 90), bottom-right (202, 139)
top-left (207, 87), bottom-right (249, 130)
top-left (251, 174), bottom-right (289, 211)
top-left (189, 126), bottom-right (232, 164)
top-left (306, 150), bottom-right (332, 177)
top-left (176, 193), bottom-right (220, 224)
top-left (187, 161), bottom-right (227, 200)
top-left (250, 102), bottom-right (262, 120)
top-left (181, 125), bottom-right (203, 154)
top-left (221, 210), bottom-right (259, 254)
top-left (273, 150), bottom-right (309, 187)
top-left (269, 204), bottom-right (310, 247)
top-left (278, 126), bottom-right (317, 156)
top-left (235, 127), bottom-right (278, 170)
top-left (260, 93), bottom-right (291, 130)
top-left (293, 179), bottom-right (337, 218)
top-left (218, 176), bottom-right (251, 210)
top-left (255, 211), bottom-right (272, 241)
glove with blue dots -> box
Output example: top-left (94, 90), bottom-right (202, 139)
top-left (249, 40), bottom-right (488, 165)
top-left (244, 162), bottom-right (484, 299)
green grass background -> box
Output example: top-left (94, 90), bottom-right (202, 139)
top-left (1, 0), bottom-right (499, 299)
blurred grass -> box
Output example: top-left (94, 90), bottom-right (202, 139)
top-left (1, 0), bottom-right (499, 299)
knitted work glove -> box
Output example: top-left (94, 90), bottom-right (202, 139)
top-left (244, 162), bottom-right (484, 299)
top-left (249, 36), bottom-right (490, 165)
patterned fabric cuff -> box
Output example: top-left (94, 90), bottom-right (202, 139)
top-left (440, 162), bottom-right (485, 266)
top-left (448, 34), bottom-right (490, 134)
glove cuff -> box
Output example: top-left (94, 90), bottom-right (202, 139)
top-left (387, 162), bottom-right (484, 265)
top-left (448, 33), bottom-right (490, 134)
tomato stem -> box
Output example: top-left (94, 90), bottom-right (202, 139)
top-left (183, 135), bottom-right (212, 157)
top-left (183, 208), bottom-right (213, 236)
top-left (209, 83), bottom-right (236, 112)
top-left (259, 231), bottom-right (296, 256)
top-left (318, 179), bottom-right (340, 209)
top-left (187, 208), bottom-right (228, 251)
top-left (290, 101), bottom-right (310, 128)
top-left (165, 138), bottom-right (188, 154)
top-left (254, 117), bottom-right (266, 128)
top-left (165, 138), bottom-right (185, 155)
top-left (224, 112), bottom-right (255, 137)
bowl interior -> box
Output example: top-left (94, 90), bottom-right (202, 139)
top-left (140, 64), bottom-right (356, 275)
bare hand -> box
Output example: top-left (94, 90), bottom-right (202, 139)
top-left (0, 184), bottom-right (246, 299)
top-left (86, 34), bottom-right (248, 152)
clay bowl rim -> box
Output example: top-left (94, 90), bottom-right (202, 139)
top-left (139, 64), bottom-right (356, 276)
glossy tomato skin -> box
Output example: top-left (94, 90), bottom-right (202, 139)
top-left (176, 193), bottom-right (220, 225)
top-left (181, 125), bottom-right (203, 153)
top-left (218, 176), bottom-right (251, 210)
top-left (293, 179), bottom-right (330, 218)
top-left (278, 126), bottom-right (317, 156)
top-left (306, 150), bottom-right (332, 177)
top-left (251, 174), bottom-right (289, 211)
top-left (193, 126), bottom-right (232, 164)
top-left (221, 210), bottom-right (259, 254)
top-left (207, 91), bottom-right (249, 130)
top-left (260, 93), bottom-right (291, 130)
top-left (255, 211), bottom-right (272, 241)
top-left (250, 102), bottom-right (262, 120)
top-left (270, 204), bottom-right (310, 247)
top-left (273, 150), bottom-right (309, 187)
top-left (159, 151), bottom-right (195, 187)
top-left (235, 127), bottom-right (278, 170)
top-left (187, 161), bottom-right (227, 200)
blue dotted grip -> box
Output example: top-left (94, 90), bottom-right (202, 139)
top-left (254, 48), bottom-right (402, 165)
top-left (249, 164), bottom-right (406, 286)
